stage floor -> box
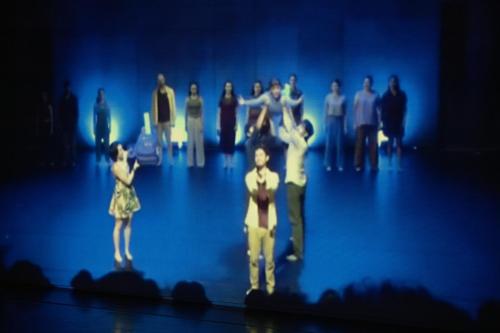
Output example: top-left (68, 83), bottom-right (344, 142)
top-left (1, 148), bottom-right (499, 318)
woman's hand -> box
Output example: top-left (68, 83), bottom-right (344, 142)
top-left (133, 160), bottom-right (140, 171)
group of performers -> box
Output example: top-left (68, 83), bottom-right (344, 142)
top-left (106, 72), bottom-right (407, 294)
top-left (107, 101), bottom-right (312, 295)
top-left (38, 73), bottom-right (406, 172)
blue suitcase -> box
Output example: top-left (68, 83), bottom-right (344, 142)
top-left (130, 127), bottom-right (161, 166)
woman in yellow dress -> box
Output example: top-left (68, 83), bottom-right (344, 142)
top-left (108, 142), bottom-right (140, 265)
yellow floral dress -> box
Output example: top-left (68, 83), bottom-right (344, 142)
top-left (108, 161), bottom-right (140, 219)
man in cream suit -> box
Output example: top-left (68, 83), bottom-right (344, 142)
top-left (244, 145), bottom-right (279, 295)
top-left (151, 73), bottom-right (176, 165)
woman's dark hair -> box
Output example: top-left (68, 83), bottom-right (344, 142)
top-left (96, 88), bottom-right (105, 103)
top-left (255, 144), bottom-right (270, 157)
top-left (219, 81), bottom-right (236, 105)
top-left (302, 119), bottom-right (314, 142)
top-left (332, 79), bottom-right (342, 87)
top-left (109, 141), bottom-right (120, 162)
top-left (388, 74), bottom-right (400, 90)
top-left (364, 75), bottom-right (374, 85)
top-left (188, 81), bottom-right (199, 97)
top-left (268, 78), bottom-right (281, 90)
top-left (250, 80), bottom-right (264, 97)
top-left (289, 73), bottom-right (298, 81)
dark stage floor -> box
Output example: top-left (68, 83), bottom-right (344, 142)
top-left (2, 287), bottom-right (433, 333)
top-left (1, 148), bottom-right (499, 326)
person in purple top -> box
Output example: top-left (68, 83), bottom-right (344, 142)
top-left (216, 81), bottom-right (239, 168)
top-left (353, 75), bottom-right (381, 172)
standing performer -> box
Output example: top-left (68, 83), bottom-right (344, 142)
top-left (151, 73), bottom-right (176, 166)
top-left (245, 80), bottom-right (264, 130)
top-left (58, 80), bottom-right (79, 167)
top-left (381, 75), bottom-right (407, 171)
top-left (323, 79), bottom-right (347, 171)
top-left (94, 88), bottom-right (111, 163)
top-left (108, 142), bottom-right (141, 265)
top-left (185, 82), bottom-right (205, 168)
top-left (216, 81), bottom-right (239, 168)
top-left (279, 108), bottom-right (314, 262)
top-left (244, 145), bottom-right (279, 295)
top-left (353, 75), bottom-right (381, 172)
top-left (288, 73), bottom-right (304, 125)
top-left (246, 106), bottom-right (273, 170)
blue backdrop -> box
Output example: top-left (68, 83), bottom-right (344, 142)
top-left (51, 0), bottom-right (440, 148)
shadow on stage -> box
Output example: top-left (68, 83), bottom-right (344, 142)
top-left (1, 245), bottom-right (500, 332)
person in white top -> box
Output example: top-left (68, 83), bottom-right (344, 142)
top-left (279, 107), bottom-right (314, 262)
top-left (244, 146), bottom-right (280, 295)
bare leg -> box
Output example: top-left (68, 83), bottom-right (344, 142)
top-left (113, 219), bottom-right (123, 262)
top-left (124, 217), bottom-right (133, 260)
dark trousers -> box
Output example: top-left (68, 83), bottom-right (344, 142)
top-left (95, 124), bottom-right (110, 162)
top-left (287, 183), bottom-right (306, 258)
top-left (62, 128), bottom-right (77, 165)
top-left (324, 116), bottom-right (344, 168)
top-left (354, 125), bottom-right (378, 170)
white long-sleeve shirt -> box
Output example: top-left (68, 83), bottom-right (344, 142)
top-left (279, 109), bottom-right (308, 187)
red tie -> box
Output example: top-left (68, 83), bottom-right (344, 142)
top-left (257, 182), bottom-right (269, 229)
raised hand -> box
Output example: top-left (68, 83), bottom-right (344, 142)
top-left (238, 96), bottom-right (245, 105)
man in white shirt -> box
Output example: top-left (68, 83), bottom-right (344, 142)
top-left (279, 108), bottom-right (314, 262)
top-left (244, 146), bottom-right (280, 295)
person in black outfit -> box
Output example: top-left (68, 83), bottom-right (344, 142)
top-left (246, 104), bottom-right (274, 170)
top-left (381, 75), bottom-right (407, 170)
top-left (94, 88), bottom-right (111, 163)
top-left (288, 73), bottom-right (304, 125)
top-left (59, 80), bottom-right (79, 167)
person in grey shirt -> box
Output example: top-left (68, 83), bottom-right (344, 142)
top-left (323, 79), bottom-right (347, 172)
top-left (353, 75), bottom-right (381, 172)
top-left (184, 82), bottom-right (205, 168)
